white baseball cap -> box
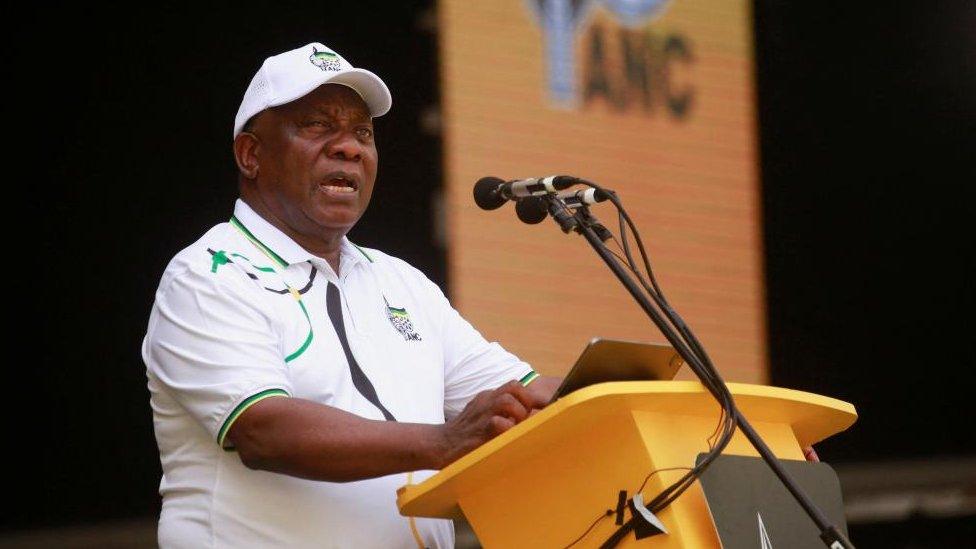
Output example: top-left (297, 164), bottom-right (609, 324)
top-left (233, 42), bottom-right (392, 139)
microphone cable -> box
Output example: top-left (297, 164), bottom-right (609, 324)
top-left (502, 176), bottom-right (853, 549)
top-left (540, 180), bottom-right (741, 545)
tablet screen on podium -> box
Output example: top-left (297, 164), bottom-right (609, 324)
top-left (549, 338), bottom-right (684, 403)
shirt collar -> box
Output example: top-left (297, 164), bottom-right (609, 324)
top-left (231, 199), bottom-right (373, 271)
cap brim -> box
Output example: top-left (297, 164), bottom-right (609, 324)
top-left (323, 69), bottom-right (392, 117)
top-left (268, 68), bottom-right (392, 118)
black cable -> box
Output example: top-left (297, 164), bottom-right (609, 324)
top-left (610, 202), bottom-right (737, 513)
top-left (583, 180), bottom-right (730, 399)
top-left (636, 466), bottom-right (694, 496)
top-left (604, 194), bottom-right (736, 433)
top-left (550, 183), bottom-right (741, 542)
top-left (521, 181), bottom-right (853, 549)
top-left (563, 181), bottom-right (849, 548)
top-left (552, 194), bottom-right (739, 473)
top-left (562, 509), bottom-right (615, 549)
top-left (592, 245), bottom-right (734, 511)
top-left (607, 236), bottom-right (730, 452)
top-left (606, 236), bottom-right (730, 454)
top-left (613, 203), bottom-right (720, 383)
top-left (602, 187), bottom-right (715, 371)
top-left (706, 410), bottom-right (726, 452)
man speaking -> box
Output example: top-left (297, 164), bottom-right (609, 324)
top-left (143, 42), bottom-right (558, 548)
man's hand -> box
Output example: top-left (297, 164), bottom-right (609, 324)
top-left (803, 445), bottom-right (820, 462)
top-left (524, 375), bottom-right (562, 404)
top-left (437, 380), bottom-right (549, 467)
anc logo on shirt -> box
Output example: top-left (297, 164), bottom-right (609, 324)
top-left (385, 299), bottom-right (422, 342)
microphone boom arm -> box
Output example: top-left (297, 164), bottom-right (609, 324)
top-left (535, 193), bottom-right (854, 549)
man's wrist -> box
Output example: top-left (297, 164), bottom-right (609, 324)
top-left (416, 422), bottom-right (451, 470)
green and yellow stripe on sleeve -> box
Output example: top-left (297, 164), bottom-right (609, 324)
top-left (519, 370), bottom-right (540, 386)
top-left (218, 389), bottom-right (290, 449)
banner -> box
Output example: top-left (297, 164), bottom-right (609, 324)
top-left (440, 0), bottom-right (765, 382)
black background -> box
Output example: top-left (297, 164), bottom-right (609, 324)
top-left (9, 0), bottom-right (974, 541)
top-left (756, 1), bottom-right (975, 461)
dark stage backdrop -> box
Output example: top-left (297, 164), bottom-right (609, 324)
top-left (9, 0), bottom-right (974, 537)
top-left (755, 2), bottom-right (975, 462)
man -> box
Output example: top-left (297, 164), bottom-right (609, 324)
top-left (143, 42), bottom-right (559, 548)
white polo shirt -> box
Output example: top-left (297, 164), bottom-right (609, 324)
top-left (143, 199), bottom-right (535, 548)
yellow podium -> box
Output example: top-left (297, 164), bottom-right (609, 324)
top-left (397, 381), bottom-right (857, 548)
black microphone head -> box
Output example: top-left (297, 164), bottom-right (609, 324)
top-left (473, 177), bottom-right (507, 210)
top-left (515, 196), bottom-right (549, 224)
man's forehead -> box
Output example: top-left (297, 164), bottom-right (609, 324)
top-left (291, 84), bottom-right (372, 118)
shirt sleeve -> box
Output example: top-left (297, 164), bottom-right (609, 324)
top-left (419, 277), bottom-right (536, 420)
top-left (144, 264), bottom-right (292, 448)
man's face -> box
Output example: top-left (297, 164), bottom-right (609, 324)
top-left (246, 84), bottom-right (378, 247)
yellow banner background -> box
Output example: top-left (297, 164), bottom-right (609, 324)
top-left (440, 0), bottom-right (765, 382)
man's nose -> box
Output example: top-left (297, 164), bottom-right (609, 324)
top-left (327, 131), bottom-right (363, 161)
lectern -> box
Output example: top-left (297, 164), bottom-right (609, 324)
top-left (397, 381), bottom-right (857, 548)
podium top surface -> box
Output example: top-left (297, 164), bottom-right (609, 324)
top-left (397, 381), bottom-right (857, 519)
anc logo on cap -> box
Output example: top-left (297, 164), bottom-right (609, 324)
top-left (309, 46), bottom-right (341, 72)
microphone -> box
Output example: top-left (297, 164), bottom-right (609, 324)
top-left (556, 188), bottom-right (611, 208)
top-left (515, 188), bottom-right (612, 225)
top-left (473, 175), bottom-right (582, 210)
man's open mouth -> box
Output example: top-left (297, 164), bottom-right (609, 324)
top-left (321, 172), bottom-right (359, 193)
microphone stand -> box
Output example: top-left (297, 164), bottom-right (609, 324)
top-left (543, 197), bottom-right (854, 549)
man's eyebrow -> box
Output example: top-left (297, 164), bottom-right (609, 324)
top-left (309, 106), bottom-right (373, 122)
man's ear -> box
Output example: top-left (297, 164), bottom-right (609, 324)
top-left (233, 132), bottom-right (260, 179)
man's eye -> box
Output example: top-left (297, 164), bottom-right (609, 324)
top-left (357, 127), bottom-right (374, 138)
top-left (302, 119), bottom-right (331, 129)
